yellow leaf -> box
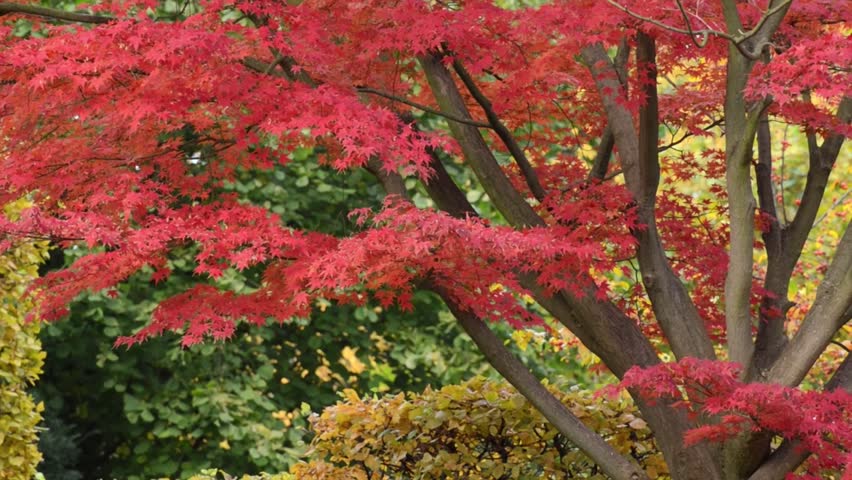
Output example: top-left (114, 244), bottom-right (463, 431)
top-left (340, 346), bottom-right (366, 374)
top-left (315, 365), bottom-right (333, 382)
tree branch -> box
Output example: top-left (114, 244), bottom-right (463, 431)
top-left (451, 60), bottom-right (547, 202)
top-left (751, 96), bottom-right (851, 376)
top-left (364, 157), bottom-right (408, 198)
top-left (408, 128), bottom-right (723, 480)
top-left (589, 39), bottom-right (630, 181)
top-left (748, 354), bottom-right (852, 480)
top-left (366, 143), bottom-right (649, 480)
top-left (722, 69), bottom-right (768, 368)
top-left (357, 86), bottom-right (492, 129)
top-left (752, 114), bottom-right (789, 374)
top-left (589, 127), bottom-right (615, 181)
top-left (657, 118), bottom-right (724, 153)
top-left (606, 0), bottom-right (779, 60)
top-left (433, 285), bottom-right (649, 480)
top-left (0, 2), bottom-right (112, 23)
top-left (765, 223), bottom-right (852, 387)
top-left (783, 96), bottom-right (852, 272)
top-left (581, 40), bottom-right (715, 361)
top-left (418, 53), bottom-right (544, 228)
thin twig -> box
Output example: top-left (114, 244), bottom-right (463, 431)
top-left (606, 0), bottom-right (790, 59)
top-left (779, 124), bottom-right (789, 225)
top-left (606, 0), bottom-right (731, 44)
top-left (813, 189), bottom-right (852, 228)
top-left (830, 340), bottom-right (851, 354)
top-left (674, 0), bottom-right (707, 48)
top-left (356, 87), bottom-right (492, 129)
top-left (657, 118), bottom-right (724, 152)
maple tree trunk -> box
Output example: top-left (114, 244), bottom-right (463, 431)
top-left (418, 52), bottom-right (725, 480)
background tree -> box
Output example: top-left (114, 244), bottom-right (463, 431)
top-left (0, 1), bottom-right (849, 479)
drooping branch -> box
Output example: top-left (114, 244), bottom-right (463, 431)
top-left (581, 40), bottom-right (715, 361)
top-left (0, 3), bottom-right (112, 24)
top-left (766, 224), bottom-right (852, 387)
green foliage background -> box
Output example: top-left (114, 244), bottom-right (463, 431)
top-left (34, 152), bottom-right (493, 479)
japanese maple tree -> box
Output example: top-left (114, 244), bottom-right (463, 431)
top-left (0, 0), bottom-right (849, 479)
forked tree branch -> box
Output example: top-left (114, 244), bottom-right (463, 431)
top-left (365, 146), bottom-right (648, 480)
top-left (751, 96), bottom-right (851, 377)
top-left (720, 0), bottom-right (792, 377)
top-left (433, 285), bottom-right (649, 480)
top-left (589, 39), bottom-right (630, 181)
top-left (581, 40), bottom-right (715, 361)
top-left (419, 53), bottom-right (544, 228)
top-left (784, 96), bottom-right (852, 268)
top-left (608, 0), bottom-right (791, 59)
top-left (765, 224), bottom-right (852, 387)
top-left (723, 96), bottom-right (772, 369)
top-left (752, 114), bottom-right (789, 374)
top-left (409, 115), bottom-right (722, 480)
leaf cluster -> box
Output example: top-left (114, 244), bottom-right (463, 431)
top-left (293, 376), bottom-right (665, 479)
top-left (0, 200), bottom-right (48, 480)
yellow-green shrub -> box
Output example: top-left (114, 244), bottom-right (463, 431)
top-left (187, 469), bottom-right (294, 480)
top-left (0, 201), bottom-right (48, 479)
top-left (291, 376), bottom-right (666, 479)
